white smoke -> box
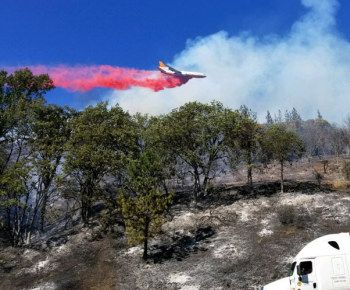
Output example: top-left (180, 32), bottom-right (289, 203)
top-left (105, 0), bottom-right (350, 123)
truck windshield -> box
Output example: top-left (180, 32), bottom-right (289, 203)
top-left (289, 262), bottom-right (296, 276)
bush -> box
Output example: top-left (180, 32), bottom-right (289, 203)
top-left (278, 205), bottom-right (295, 225)
top-left (278, 205), bottom-right (312, 229)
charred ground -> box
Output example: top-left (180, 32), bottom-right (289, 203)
top-left (1, 157), bottom-right (350, 290)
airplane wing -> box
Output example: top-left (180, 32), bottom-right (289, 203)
top-left (159, 61), bottom-right (181, 74)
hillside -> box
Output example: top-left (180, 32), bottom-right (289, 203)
top-left (1, 157), bottom-right (350, 290)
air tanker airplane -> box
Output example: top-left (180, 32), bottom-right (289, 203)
top-left (158, 61), bottom-right (206, 79)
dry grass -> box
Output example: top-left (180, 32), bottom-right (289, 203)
top-left (328, 179), bottom-right (350, 190)
top-left (281, 226), bottom-right (299, 236)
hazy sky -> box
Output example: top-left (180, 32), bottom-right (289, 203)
top-left (1, 0), bottom-right (350, 122)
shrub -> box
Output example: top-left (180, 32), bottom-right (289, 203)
top-left (278, 205), bottom-right (295, 225)
top-left (278, 205), bottom-right (312, 229)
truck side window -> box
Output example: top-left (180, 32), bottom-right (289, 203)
top-left (329, 241), bottom-right (340, 250)
top-left (299, 261), bottom-right (312, 275)
top-left (289, 262), bottom-right (296, 276)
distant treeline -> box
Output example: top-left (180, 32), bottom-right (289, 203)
top-left (265, 108), bottom-right (350, 157)
top-left (0, 69), bottom-right (348, 258)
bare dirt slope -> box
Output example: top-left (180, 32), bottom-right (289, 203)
top-left (113, 189), bottom-right (350, 290)
top-left (1, 158), bottom-right (350, 290)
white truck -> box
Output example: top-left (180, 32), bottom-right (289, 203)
top-left (263, 233), bottom-right (350, 290)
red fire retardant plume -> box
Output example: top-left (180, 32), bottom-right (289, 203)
top-left (27, 65), bottom-right (189, 92)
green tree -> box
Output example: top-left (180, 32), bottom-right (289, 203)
top-left (150, 101), bottom-right (237, 200)
top-left (266, 111), bottom-right (273, 125)
top-left (0, 68), bottom-right (54, 245)
top-left (261, 124), bottom-right (304, 192)
top-left (137, 114), bottom-right (176, 195)
top-left (100, 113), bottom-right (176, 232)
top-left (233, 107), bottom-right (261, 187)
top-left (0, 69), bottom-right (53, 175)
top-left (64, 103), bottom-right (137, 224)
top-left (119, 150), bottom-right (173, 260)
top-left (0, 161), bottom-right (30, 245)
top-left (30, 104), bottom-right (74, 232)
top-left (284, 110), bottom-right (291, 123)
top-left (290, 107), bottom-right (302, 130)
top-left (275, 109), bottom-right (283, 123)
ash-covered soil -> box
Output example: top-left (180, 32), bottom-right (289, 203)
top-left (114, 190), bottom-right (350, 290)
top-left (1, 159), bottom-right (350, 290)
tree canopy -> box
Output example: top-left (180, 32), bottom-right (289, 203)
top-left (260, 124), bottom-right (304, 192)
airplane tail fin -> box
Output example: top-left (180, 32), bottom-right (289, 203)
top-left (159, 61), bottom-right (167, 67)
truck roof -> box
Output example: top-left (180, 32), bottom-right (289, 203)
top-left (295, 233), bottom-right (350, 259)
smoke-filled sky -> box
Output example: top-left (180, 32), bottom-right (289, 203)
top-left (1, 0), bottom-right (350, 122)
top-left (106, 0), bottom-right (350, 123)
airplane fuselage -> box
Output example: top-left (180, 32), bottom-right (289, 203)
top-left (158, 62), bottom-right (206, 78)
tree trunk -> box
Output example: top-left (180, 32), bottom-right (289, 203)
top-left (40, 174), bottom-right (55, 231)
top-left (81, 178), bottom-right (94, 225)
top-left (193, 167), bottom-right (200, 201)
top-left (202, 174), bottom-right (209, 197)
top-left (143, 218), bottom-right (150, 260)
top-left (280, 161), bottom-right (284, 193)
top-left (246, 152), bottom-right (253, 187)
top-left (81, 194), bottom-right (88, 225)
top-left (40, 195), bottom-right (48, 231)
top-left (28, 197), bottom-right (41, 243)
top-left (247, 165), bottom-right (253, 187)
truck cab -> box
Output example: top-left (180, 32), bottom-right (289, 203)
top-left (289, 259), bottom-right (318, 289)
top-left (263, 233), bottom-right (350, 290)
